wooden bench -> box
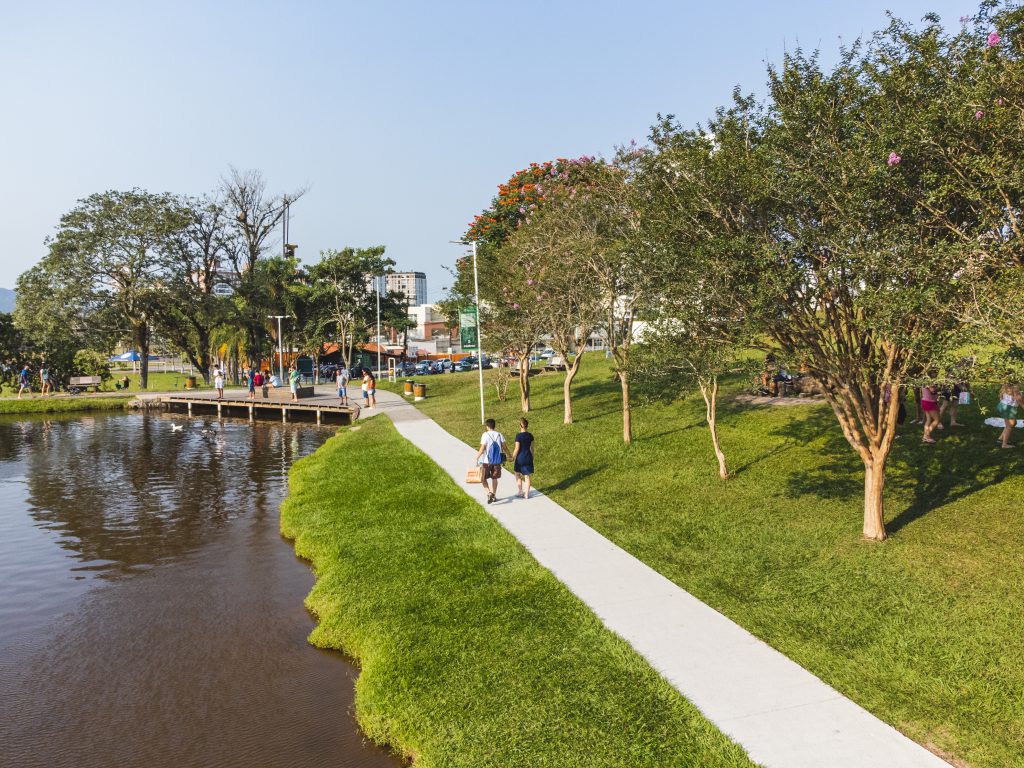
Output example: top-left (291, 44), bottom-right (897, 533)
top-left (262, 385), bottom-right (315, 400)
top-left (69, 375), bottom-right (102, 393)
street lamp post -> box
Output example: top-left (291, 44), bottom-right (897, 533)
top-left (471, 241), bottom-right (484, 425)
top-left (376, 275), bottom-right (382, 377)
top-left (268, 315), bottom-right (287, 383)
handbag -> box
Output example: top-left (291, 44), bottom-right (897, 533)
top-left (959, 391), bottom-right (971, 405)
top-left (464, 466), bottom-right (484, 484)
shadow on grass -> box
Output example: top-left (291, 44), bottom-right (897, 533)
top-left (767, 405), bottom-right (1024, 533)
top-left (543, 464), bottom-right (609, 492)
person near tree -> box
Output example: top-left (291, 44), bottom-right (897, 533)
top-left (920, 384), bottom-right (940, 444)
top-left (511, 417), bottom-right (535, 499)
top-left (996, 383), bottom-right (1024, 449)
top-left (17, 365), bottom-right (30, 399)
top-left (474, 418), bottom-right (507, 505)
top-left (288, 365), bottom-right (301, 401)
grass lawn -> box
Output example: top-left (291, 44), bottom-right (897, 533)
top-left (0, 396), bottom-right (132, 414)
top-left (105, 369), bottom-right (245, 392)
top-left (381, 362), bottom-right (1024, 768)
top-left (280, 416), bottom-right (756, 768)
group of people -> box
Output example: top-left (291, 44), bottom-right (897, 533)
top-left (335, 366), bottom-right (376, 409)
top-left (890, 379), bottom-right (1024, 450)
top-left (474, 417), bottom-right (535, 504)
top-left (14, 364), bottom-right (51, 399)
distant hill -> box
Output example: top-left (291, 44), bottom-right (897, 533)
top-left (0, 288), bottom-right (14, 313)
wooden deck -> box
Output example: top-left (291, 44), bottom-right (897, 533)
top-left (163, 392), bottom-right (358, 425)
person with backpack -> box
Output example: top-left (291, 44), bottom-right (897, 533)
top-left (17, 365), bottom-right (30, 399)
top-left (474, 418), bottom-right (507, 504)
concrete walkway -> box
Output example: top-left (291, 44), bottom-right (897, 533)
top-left (367, 389), bottom-right (951, 768)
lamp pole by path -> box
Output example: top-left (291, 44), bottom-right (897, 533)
top-left (268, 315), bottom-right (287, 383)
top-left (450, 240), bottom-right (485, 425)
top-left (376, 275), bottom-right (382, 376)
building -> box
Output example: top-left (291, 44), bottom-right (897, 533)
top-left (385, 271), bottom-right (427, 306)
top-left (407, 304), bottom-right (449, 342)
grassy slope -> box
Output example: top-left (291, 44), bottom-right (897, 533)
top-left (0, 396), bottom-right (132, 414)
top-left (381, 363), bottom-right (1024, 768)
top-left (281, 416), bottom-right (755, 768)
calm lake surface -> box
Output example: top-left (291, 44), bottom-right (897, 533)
top-left (0, 412), bottom-right (399, 768)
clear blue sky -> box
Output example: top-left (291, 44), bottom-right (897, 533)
top-left (1, 0), bottom-right (967, 299)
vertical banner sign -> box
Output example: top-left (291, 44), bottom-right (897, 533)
top-left (459, 306), bottom-right (479, 351)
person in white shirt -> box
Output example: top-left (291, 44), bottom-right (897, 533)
top-left (337, 366), bottom-right (350, 405)
top-left (214, 368), bottom-right (224, 400)
top-left (474, 418), bottom-right (507, 504)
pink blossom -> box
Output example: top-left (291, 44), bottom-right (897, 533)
top-left (997, 97), bottom-right (1005, 106)
top-left (526, 278), bottom-right (533, 286)
top-left (975, 110), bottom-right (985, 119)
top-left (887, 152), bottom-right (902, 167)
top-left (987, 31), bottom-right (1001, 47)
top-left (512, 303), bottom-right (520, 310)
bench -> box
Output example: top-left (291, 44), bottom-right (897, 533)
top-left (262, 385), bottom-right (314, 401)
top-left (544, 356), bottom-right (567, 372)
top-left (69, 375), bottom-right (102, 393)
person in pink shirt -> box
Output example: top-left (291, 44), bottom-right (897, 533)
top-left (920, 384), bottom-right (940, 444)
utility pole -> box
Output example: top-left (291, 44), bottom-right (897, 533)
top-left (376, 275), bottom-right (382, 376)
top-left (268, 315), bottom-right (287, 383)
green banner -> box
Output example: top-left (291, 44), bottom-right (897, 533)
top-left (459, 305), bottom-right (479, 351)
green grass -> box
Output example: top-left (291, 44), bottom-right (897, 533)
top-left (280, 416), bottom-right (756, 768)
top-left (381, 362), bottom-right (1024, 768)
top-left (105, 370), bottom-right (244, 392)
top-left (0, 396), bottom-right (133, 414)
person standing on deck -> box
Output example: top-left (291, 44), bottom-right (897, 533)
top-left (214, 368), bottom-right (224, 400)
top-left (337, 366), bottom-right (350, 405)
top-left (288, 365), bottom-right (301, 402)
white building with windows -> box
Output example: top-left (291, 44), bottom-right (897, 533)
top-left (385, 271), bottom-right (427, 306)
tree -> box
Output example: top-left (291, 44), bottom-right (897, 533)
top-left (151, 196), bottom-right (235, 383)
top-left (220, 167), bottom-right (306, 367)
top-left (645, 18), bottom-right (998, 539)
top-left (305, 247), bottom-right (398, 370)
top-left (36, 190), bottom-right (191, 389)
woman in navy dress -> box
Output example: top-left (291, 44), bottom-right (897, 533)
top-left (511, 417), bottom-right (535, 499)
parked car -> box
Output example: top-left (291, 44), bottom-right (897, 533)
top-left (414, 361), bottom-right (432, 375)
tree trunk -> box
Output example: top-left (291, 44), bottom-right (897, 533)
top-left (619, 369), bottom-right (632, 444)
top-left (134, 322), bottom-right (150, 389)
top-left (563, 350), bottom-right (585, 425)
top-left (700, 378), bottom-right (729, 479)
top-left (863, 457), bottom-right (887, 541)
top-left (518, 355), bottom-right (531, 412)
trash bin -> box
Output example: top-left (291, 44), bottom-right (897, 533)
top-left (413, 382), bottom-right (427, 401)
top-left (403, 380), bottom-right (415, 397)
top-left (185, 376), bottom-right (197, 390)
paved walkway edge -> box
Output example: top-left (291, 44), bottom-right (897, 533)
top-left (371, 392), bottom-right (951, 768)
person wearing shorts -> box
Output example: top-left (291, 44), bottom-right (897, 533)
top-left (288, 365), bottom-right (301, 401)
top-left (247, 367), bottom-right (256, 400)
top-left (17, 365), bottom-right (30, 399)
top-left (214, 368), bottom-right (224, 400)
top-left (511, 417), bottom-right (535, 499)
top-left (337, 366), bottom-right (350, 405)
top-left (920, 384), bottom-right (940, 444)
top-left (475, 418), bottom-right (506, 504)
top-left (997, 383), bottom-right (1023, 449)
top-left (362, 369), bottom-right (376, 409)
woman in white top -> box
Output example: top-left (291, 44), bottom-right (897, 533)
top-left (214, 369), bottom-right (224, 400)
top-left (474, 418), bottom-right (506, 504)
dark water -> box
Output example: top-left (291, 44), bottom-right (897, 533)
top-left (0, 412), bottom-right (399, 768)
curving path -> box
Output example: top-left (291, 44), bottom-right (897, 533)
top-left (363, 388), bottom-right (952, 768)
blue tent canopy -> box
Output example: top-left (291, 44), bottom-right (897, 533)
top-left (110, 351), bottom-right (161, 362)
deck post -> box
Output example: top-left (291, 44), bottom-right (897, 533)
top-left (217, 402), bottom-right (222, 417)
top-left (249, 404), bottom-right (254, 421)
top-left (282, 408), bottom-right (287, 423)
top-left (316, 409), bottom-right (322, 425)
top-left (187, 402), bottom-right (192, 416)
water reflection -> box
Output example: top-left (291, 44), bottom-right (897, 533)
top-left (0, 412), bottom-right (398, 768)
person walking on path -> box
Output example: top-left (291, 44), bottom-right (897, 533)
top-left (39, 365), bottom-right (51, 396)
top-left (475, 418), bottom-right (507, 504)
top-left (288, 365), bottom-right (301, 402)
top-left (996, 383), bottom-right (1024, 449)
top-left (247, 367), bottom-right (257, 401)
top-left (920, 384), bottom-right (940, 443)
top-left (214, 368), bottom-right (224, 400)
top-left (337, 365), bottom-right (350, 405)
top-left (17, 365), bottom-right (30, 399)
top-left (511, 417), bottom-right (535, 499)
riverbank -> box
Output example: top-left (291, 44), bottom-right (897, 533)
top-left (0, 396), bottom-right (133, 415)
top-left (280, 417), bottom-right (755, 768)
top-left (380, 362), bottom-right (1024, 768)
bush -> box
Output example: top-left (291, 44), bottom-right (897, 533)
top-left (73, 349), bottom-right (112, 381)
